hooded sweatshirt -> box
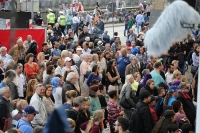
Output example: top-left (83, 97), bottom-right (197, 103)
top-left (16, 118), bottom-right (33, 133)
top-left (51, 77), bottom-right (62, 107)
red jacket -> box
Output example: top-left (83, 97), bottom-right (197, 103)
top-left (1, 0), bottom-right (5, 4)
top-left (149, 106), bottom-right (158, 125)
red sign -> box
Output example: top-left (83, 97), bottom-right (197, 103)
top-left (0, 29), bottom-right (45, 53)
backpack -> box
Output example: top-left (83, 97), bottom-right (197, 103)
top-left (129, 106), bottom-right (145, 133)
top-left (119, 86), bottom-right (132, 109)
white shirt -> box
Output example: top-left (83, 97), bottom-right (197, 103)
top-left (0, 54), bottom-right (13, 68)
top-left (16, 74), bottom-right (25, 97)
top-left (165, 72), bottom-right (173, 85)
top-left (82, 48), bottom-right (91, 54)
top-left (55, 66), bottom-right (62, 76)
top-left (72, 16), bottom-right (80, 24)
top-left (61, 66), bottom-right (79, 76)
top-left (73, 54), bottom-right (81, 63)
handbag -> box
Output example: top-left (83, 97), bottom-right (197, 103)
top-left (191, 66), bottom-right (198, 73)
top-left (2, 117), bottom-right (11, 132)
top-left (119, 86), bottom-right (132, 109)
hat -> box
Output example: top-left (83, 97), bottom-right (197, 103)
top-left (23, 106), bottom-right (39, 114)
top-left (181, 123), bottom-right (192, 132)
top-left (168, 85), bottom-right (180, 93)
top-left (64, 57), bottom-right (72, 62)
top-left (48, 8), bottom-right (53, 11)
top-left (59, 11), bottom-right (64, 14)
top-left (179, 82), bottom-right (190, 88)
top-left (172, 80), bottom-right (181, 86)
top-left (89, 84), bottom-right (99, 96)
top-left (150, 96), bottom-right (158, 103)
top-left (97, 41), bottom-right (103, 46)
top-left (76, 47), bottom-right (82, 51)
top-left (85, 37), bottom-right (90, 42)
top-left (164, 110), bottom-right (175, 118)
top-left (126, 40), bottom-right (131, 43)
top-left (168, 123), bottom-right (182, 133)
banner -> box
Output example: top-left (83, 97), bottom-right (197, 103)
top-left (0, 29), bottom-right (45, 53)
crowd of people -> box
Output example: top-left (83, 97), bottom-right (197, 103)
top-left (0, 1), bottom-right (199, 133)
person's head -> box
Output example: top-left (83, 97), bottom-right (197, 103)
top-left (22, 106), bottom-right (39, 122)
top-left (89, 84), bottom-right (99, 97)
top-left (15, 63), bottom-right (23, 74)
top-left (168, 123), bottom-right (182, 133)
top-left (108, 90), bottom-right (118, 100)
top-left (65, 90), bottom-right (77, 101)
top-left (16, 37), bottom-right (23, 47)
top-left (54, 41), bottom-right (59, 49)
top-left (26, 79), bottom-right (37, 98)
top-left (35, 84), bottom-right (45, 96)
top-left (172, 100), bottom-right (182, 113)
top-left (85, 110), bottom-right (104, 132)
top-left (150, 56), bottom-right (157, 63)
top-left (55, 23), bottom-right (59, 28)
top-left (25, 53), bottom-right (34, 63)
top-left (33, 126), bottom-right (43, 133)
top-left (149, 96), bottom-right (157, 106)
top-left (139, 90), bottom-right (151, 103)
top-left (181, 123), bottom-right (192, 133)
top-left (82, 53), bottom-right (90, 62)
top-left (83, 26), bottom-right (88, 33)
top-left (37, 52), bottom-right (45, 61)
top-left (5, 128), bottom-right (22, 133)
top-left (121, 48), bottom-right (127, 57)
top-left (179, 82), bottom-right (190, 94)
top-left (194, 46), bottom-right (200, 56)
top-left (142, 69), bottom-right (150, 76)
top-left (130, 55), bottom-right (137, 65)
top-left (146, 79), bottom-right (155, 90)
top-left (181, 76), bottom-right (188, 84)
top-left (64, 57), bottom-right (72, 66)
top-left (16, 99), bottom-right (28, 111)
top-left (168, 64), bottom-right (174, 73)
top-left (0, 46), bottom-right (7, 56)
top-left (92, 54), bottom-right (99, 63)
top-left (42, 42), bottom-right (48, 51)
top-left (153, 61), bottom-right (163, 71)
top-left (4, 70), bottom-right (16, 83)
top-left (172, 60), bottom-right (179, 69)
top-left (157, 87), bottom-right (166, 96)
top-left (99, 84), bottom-right (106, 94)
top-left (168, 85), bottom-right (180, 97)
top-left (105, 43), bottom-right (111, 50)
top-left (115, 37), bottom-right (120, 43)
top-left (44, 84), bottom-right (53, 98)
top-left (61, 50), bottom-right (69, 58)
top-left (82, 41), bottom-right (89, 50)
top-left (125, 74), bottom-right (134, 85)
top-left (133, 72), bottom-right (141, 82)
top-left (0, 87), bottom-right (11, 100)
top-left (73, 96), bottom-right (88, 111)
top-left (114, 117), bottom-right (130, 133)
top-left (92, 64), bottom-right (99, 74)
top-left (164, 110), bottom-right (176, 122)
top-left (172, 70), bottom-right (182, 80)
top-left (27, 35), bottom-right (32, 42)
top-left (66, 72), bottom-right (77, 84)
top-left (46, 65), bottom-right (55, 75)
top-left (57, 59), bottom-right (64, 67)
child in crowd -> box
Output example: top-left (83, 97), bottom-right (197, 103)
top-left (155, 87), bottom-right (166, 118)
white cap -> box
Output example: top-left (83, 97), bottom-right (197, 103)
top-left (48, 8), bottom-right (53, 11)
top-left (76, 47), bottom-right (83, 51)
top-left (59, 11), bottom-right (64, 14)
top-left (85, 37), bottom-right (90, 42)
top-left (97, 41), bottom-right (103, 46)
top-left (64, 57), bottom-right (72, 62)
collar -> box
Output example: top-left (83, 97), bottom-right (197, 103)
top-left (37, 93), bottom-right (43, 100)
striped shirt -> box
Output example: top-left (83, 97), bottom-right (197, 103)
top-left (107, 100), bottom-right (120, 121)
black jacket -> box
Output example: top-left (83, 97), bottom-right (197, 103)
top-left (0, 68), bottom-right (4, 82)
top-left (78, 32), bottom-right (90, 47)
top-left (136, 101), bottom-right (154, 133)
top-left (62, 81), bottom-right (80, 104)
top-left (53, 27), bottom-right (62, 37)
top-left (140, 85), bottom-right (158, 96)
top-left (0, 97), bottom-right (10, 130)
top-left (34, 14), bottom-right (43, 26)
top-left (177, 92), bottom-right (196, 130)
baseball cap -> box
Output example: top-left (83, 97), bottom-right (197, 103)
top-left (23, 106), bottom-right (39, 114)
top-left (168, 85), bottom-right (180, 93)
top-left (64, 57), bottom-right (72, 62)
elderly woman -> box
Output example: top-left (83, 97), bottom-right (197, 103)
top-left (80, 53), bottom-right (92, 97)
top-left (119, 74), bottom-right (136, 119)
top-left (61, 50), bottom-right (69, 60)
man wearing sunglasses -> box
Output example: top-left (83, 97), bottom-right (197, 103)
top-left (16, 106), bottom-right (39, 133)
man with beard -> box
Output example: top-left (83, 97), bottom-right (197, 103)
top-left (114, 117), bottom-right (130, 133)
top-left (78, 26), bottom-right (90, 47)
top-left (165, 64), bottom-right (174, 85)
top-left (66, 96), bottom-right (88, 133)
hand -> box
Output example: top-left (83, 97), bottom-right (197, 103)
top-left (11, 99), bottom-right (19, 105)
top-left (120, 111), bottom-right (124, 116)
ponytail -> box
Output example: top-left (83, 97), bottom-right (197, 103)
top-left (164, 92), bottom-right (172, 107)
top-left (85, 119), bottom-right (95, 133)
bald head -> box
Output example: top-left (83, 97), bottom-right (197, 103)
top-left (27, 35), bottom-right (32, 42)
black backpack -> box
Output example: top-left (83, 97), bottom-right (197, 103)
top-left (129, 106), bottom-right (145, 133)
top-left (187, 50), bottom-right (193, 65)
top-left (177, 52), bottom-right (185, 65)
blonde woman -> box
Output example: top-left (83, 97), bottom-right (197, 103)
top-left (172, 70), bottom-right (182, 82)
top-left (61, 50), bottom-right (69, 60)
top-left (80, 110), bottom-right (104, 133)
top-left (88, 20), bottom-right (94, 34)
top-left (55, 59), bottom-right (65, 75)
top-left (26, 79), bottom-right (37, 104)
top-left (64, 90), bottom-right (77, 109)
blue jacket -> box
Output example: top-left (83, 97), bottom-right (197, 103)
top-left (16, 118), bottom-right (33, 133)
top-left (117, 55), bottom-right (130, 77)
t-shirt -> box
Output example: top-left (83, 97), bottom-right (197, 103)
top-left (80, 121), bottom-right (100, 133)
top-left (168, 96), bottom-right (176, 105)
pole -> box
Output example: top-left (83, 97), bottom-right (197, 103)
top-left (112, 0), bottom-right (114, 37)
top-left (26, 0), bottom-right (27, 11)
top-left (31, 0), bottom-right (34, 19)
top-left (196, 50), bottom-right (200, 133)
